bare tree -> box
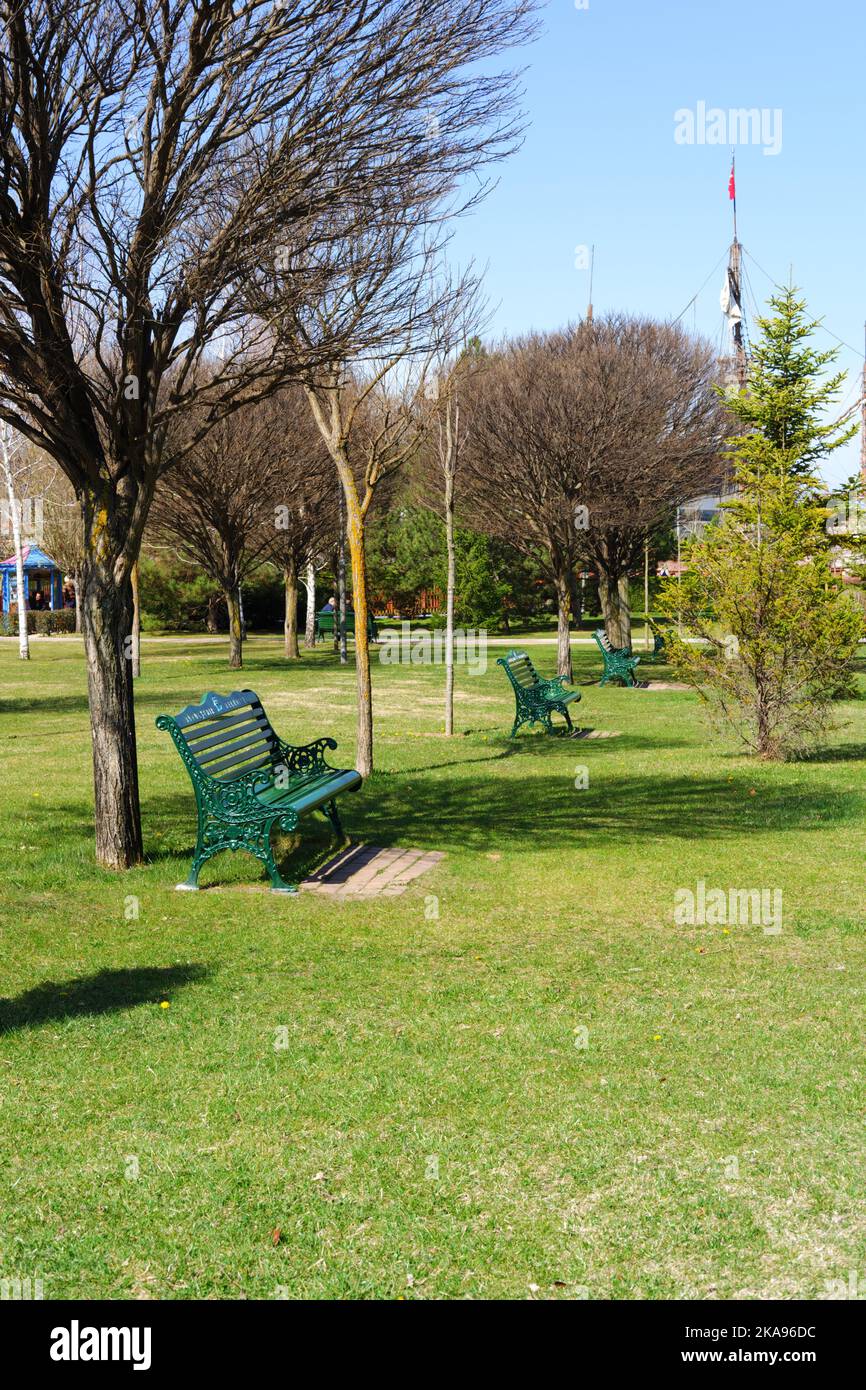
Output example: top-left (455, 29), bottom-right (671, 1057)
top-left (462, 320), bottom-right (729, 672)
top-left (302, 559), bottom-right (323, 649)
top-left (461, 330), bottom-right (597, 680)
top-left (263, 392), bottom-right (339, 659)
top-left (0, 0), bottom-right (536, 866)
top-left (579, 319), bottom-right (730, 648)
top-left (420, 344), bottom-right (482, 733)
top-left (41, 478), bottom-right (86, 634)
top-left (151, 402), bottom-right (280, 668)
top-left (302, 358), bottom-right (437, 774)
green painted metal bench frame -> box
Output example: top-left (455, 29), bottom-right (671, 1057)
top-left (649, 620), bottom-right (670, 658)
top-left (156, 690), bottom-right (362, 894)
top-left (497, 649), bottom-right (581, 737)
top-left (315, 611), bottom-right (379, 642)
top-left (593, 629), bottom-right (641, 687)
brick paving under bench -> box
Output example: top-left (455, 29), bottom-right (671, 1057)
top-left (300, 843), bottom-right (444, 899)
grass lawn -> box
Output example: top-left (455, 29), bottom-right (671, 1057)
top-left (1, 633), bottom-right (865, 1300)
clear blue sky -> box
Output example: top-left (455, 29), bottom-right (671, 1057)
top-left (448, 0), bottom-right (865, 486)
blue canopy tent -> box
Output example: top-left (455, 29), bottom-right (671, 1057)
top-left (0, 543), bottom-right (64, 613)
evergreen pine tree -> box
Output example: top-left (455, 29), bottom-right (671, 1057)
top-left (661, 288), bottom-right (862, 758)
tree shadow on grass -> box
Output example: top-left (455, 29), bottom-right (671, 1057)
top-left (0, 693), bottom-right (91, 717)
top-left (793, 742), bottom-right (866, 764)
top-left (140, 760), bottom-right (862, 876)
top-left (0, 963), bottom-right (209, 1035)
top-left (348, 771), bottom-right (860, 851)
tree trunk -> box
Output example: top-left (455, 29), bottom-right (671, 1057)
top-left (130, 560), bottom-right (141, 678)
top-left (345, 507), bottom-right (373, 776)
top-left (617, 572), bottom-right (632, 650)
top-left (554, 568), bottom-right (573, 682)
top-left (73, 569), bottom-right (83, 635)
top-left (303, 561), bottom-right (316, 647)
top-left (1, 435), bottom-right (29, 659)
top-left (567, 569), bottom-right (584, 637)
top-left (444, 463), bottom-right (456, 736)
top-left (226, 586), bottom-right (243, 669)
top-left (205, 592), bottom-right (221, 633)
top-left (598, 568), bottom-right (630, 649)
top-left (81, 496), bottom-right (143, 869)
top-left (283, 556), bottom-right (300, 659)
top-left (337, 501), bottom-right (348, 665)
top-left (238, 584), bottom-right (246, 641)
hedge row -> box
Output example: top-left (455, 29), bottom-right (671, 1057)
top-left (0, 609), bottom-right (78, 635)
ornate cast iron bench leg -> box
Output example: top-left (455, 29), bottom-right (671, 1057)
top-left (262, 824), bottom-right (298, 895)
top-left (322, 799), bottom-right (345, 841)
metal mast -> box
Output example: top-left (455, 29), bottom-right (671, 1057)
top-left (727, 155), bottom-right (748, 391)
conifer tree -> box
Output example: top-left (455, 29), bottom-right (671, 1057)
top-left (661, 289), bottom-right (862, 758)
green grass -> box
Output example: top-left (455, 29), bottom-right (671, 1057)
top-left (1, 633), bottom-right (865, 1300)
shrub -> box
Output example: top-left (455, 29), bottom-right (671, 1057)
top-left (1, 608), bottom-right (77, 636)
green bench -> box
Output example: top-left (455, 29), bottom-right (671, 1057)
top-left (649, 620), bottom-right (669, 657)
top-left (315, 609), bottom-right (379, 642)
top-left (593, 629), bottom-right (641, 687)
top-left (156, 690), bottom-right (361, 894)
top-left (497, 648), bottom-right (581, 736)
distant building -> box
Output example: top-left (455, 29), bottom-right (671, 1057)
top-left (0, 543), bottom-right (64, 612)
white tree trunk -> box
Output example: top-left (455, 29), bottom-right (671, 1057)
top-left (303, 561), bottom-right (317, 647)
top-left (443, 412), bottom-right (456, 736)
top-left (1, 425), bottom-right (29, 659)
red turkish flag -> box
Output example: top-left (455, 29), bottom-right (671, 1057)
top-left (728, 162), bottom-right (736, 201)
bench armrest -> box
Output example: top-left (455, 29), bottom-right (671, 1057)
top-left (539, 675), bottom-right (573, 696)
top-left (276, 736), bottom-right (339, 774)
top-left (203, 769), bottom-right (298, 830)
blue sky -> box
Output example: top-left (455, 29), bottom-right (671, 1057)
top-left (448, 0), bottom-right (865, 486)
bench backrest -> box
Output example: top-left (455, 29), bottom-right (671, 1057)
top-left (159, 690), bottom-right (280, 784)
top-left (318, 611), bottom-right (376, 635)
top-left (498, 649), bottom-right (540, 691)
top-left (594, 629), bottom-right (613, 653)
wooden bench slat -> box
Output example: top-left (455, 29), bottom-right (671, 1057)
top-left (217, 761), bottom-right (274, 785)
top-left (184, 710), bottom-right (272, 750)
top-left (253, 769), bottom-right (339, 807)
top-left (194, 726), bottom-right (276, 769)
top-left (208, 749), bottom-right (274, 780)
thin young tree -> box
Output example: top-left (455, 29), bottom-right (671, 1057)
top-left (0, 0), bottom-right (536, 866)
top-left (302, 354), bottom-right (439, 774)
top-left (0, 420), bottom-right (28, 657)
top-left (423, 344), bottom-right (482, 733)
top-left (303, 562), bottom-right (319, 648)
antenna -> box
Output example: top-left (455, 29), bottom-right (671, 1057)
top-left (586, 245), bottom-right (595, 324)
